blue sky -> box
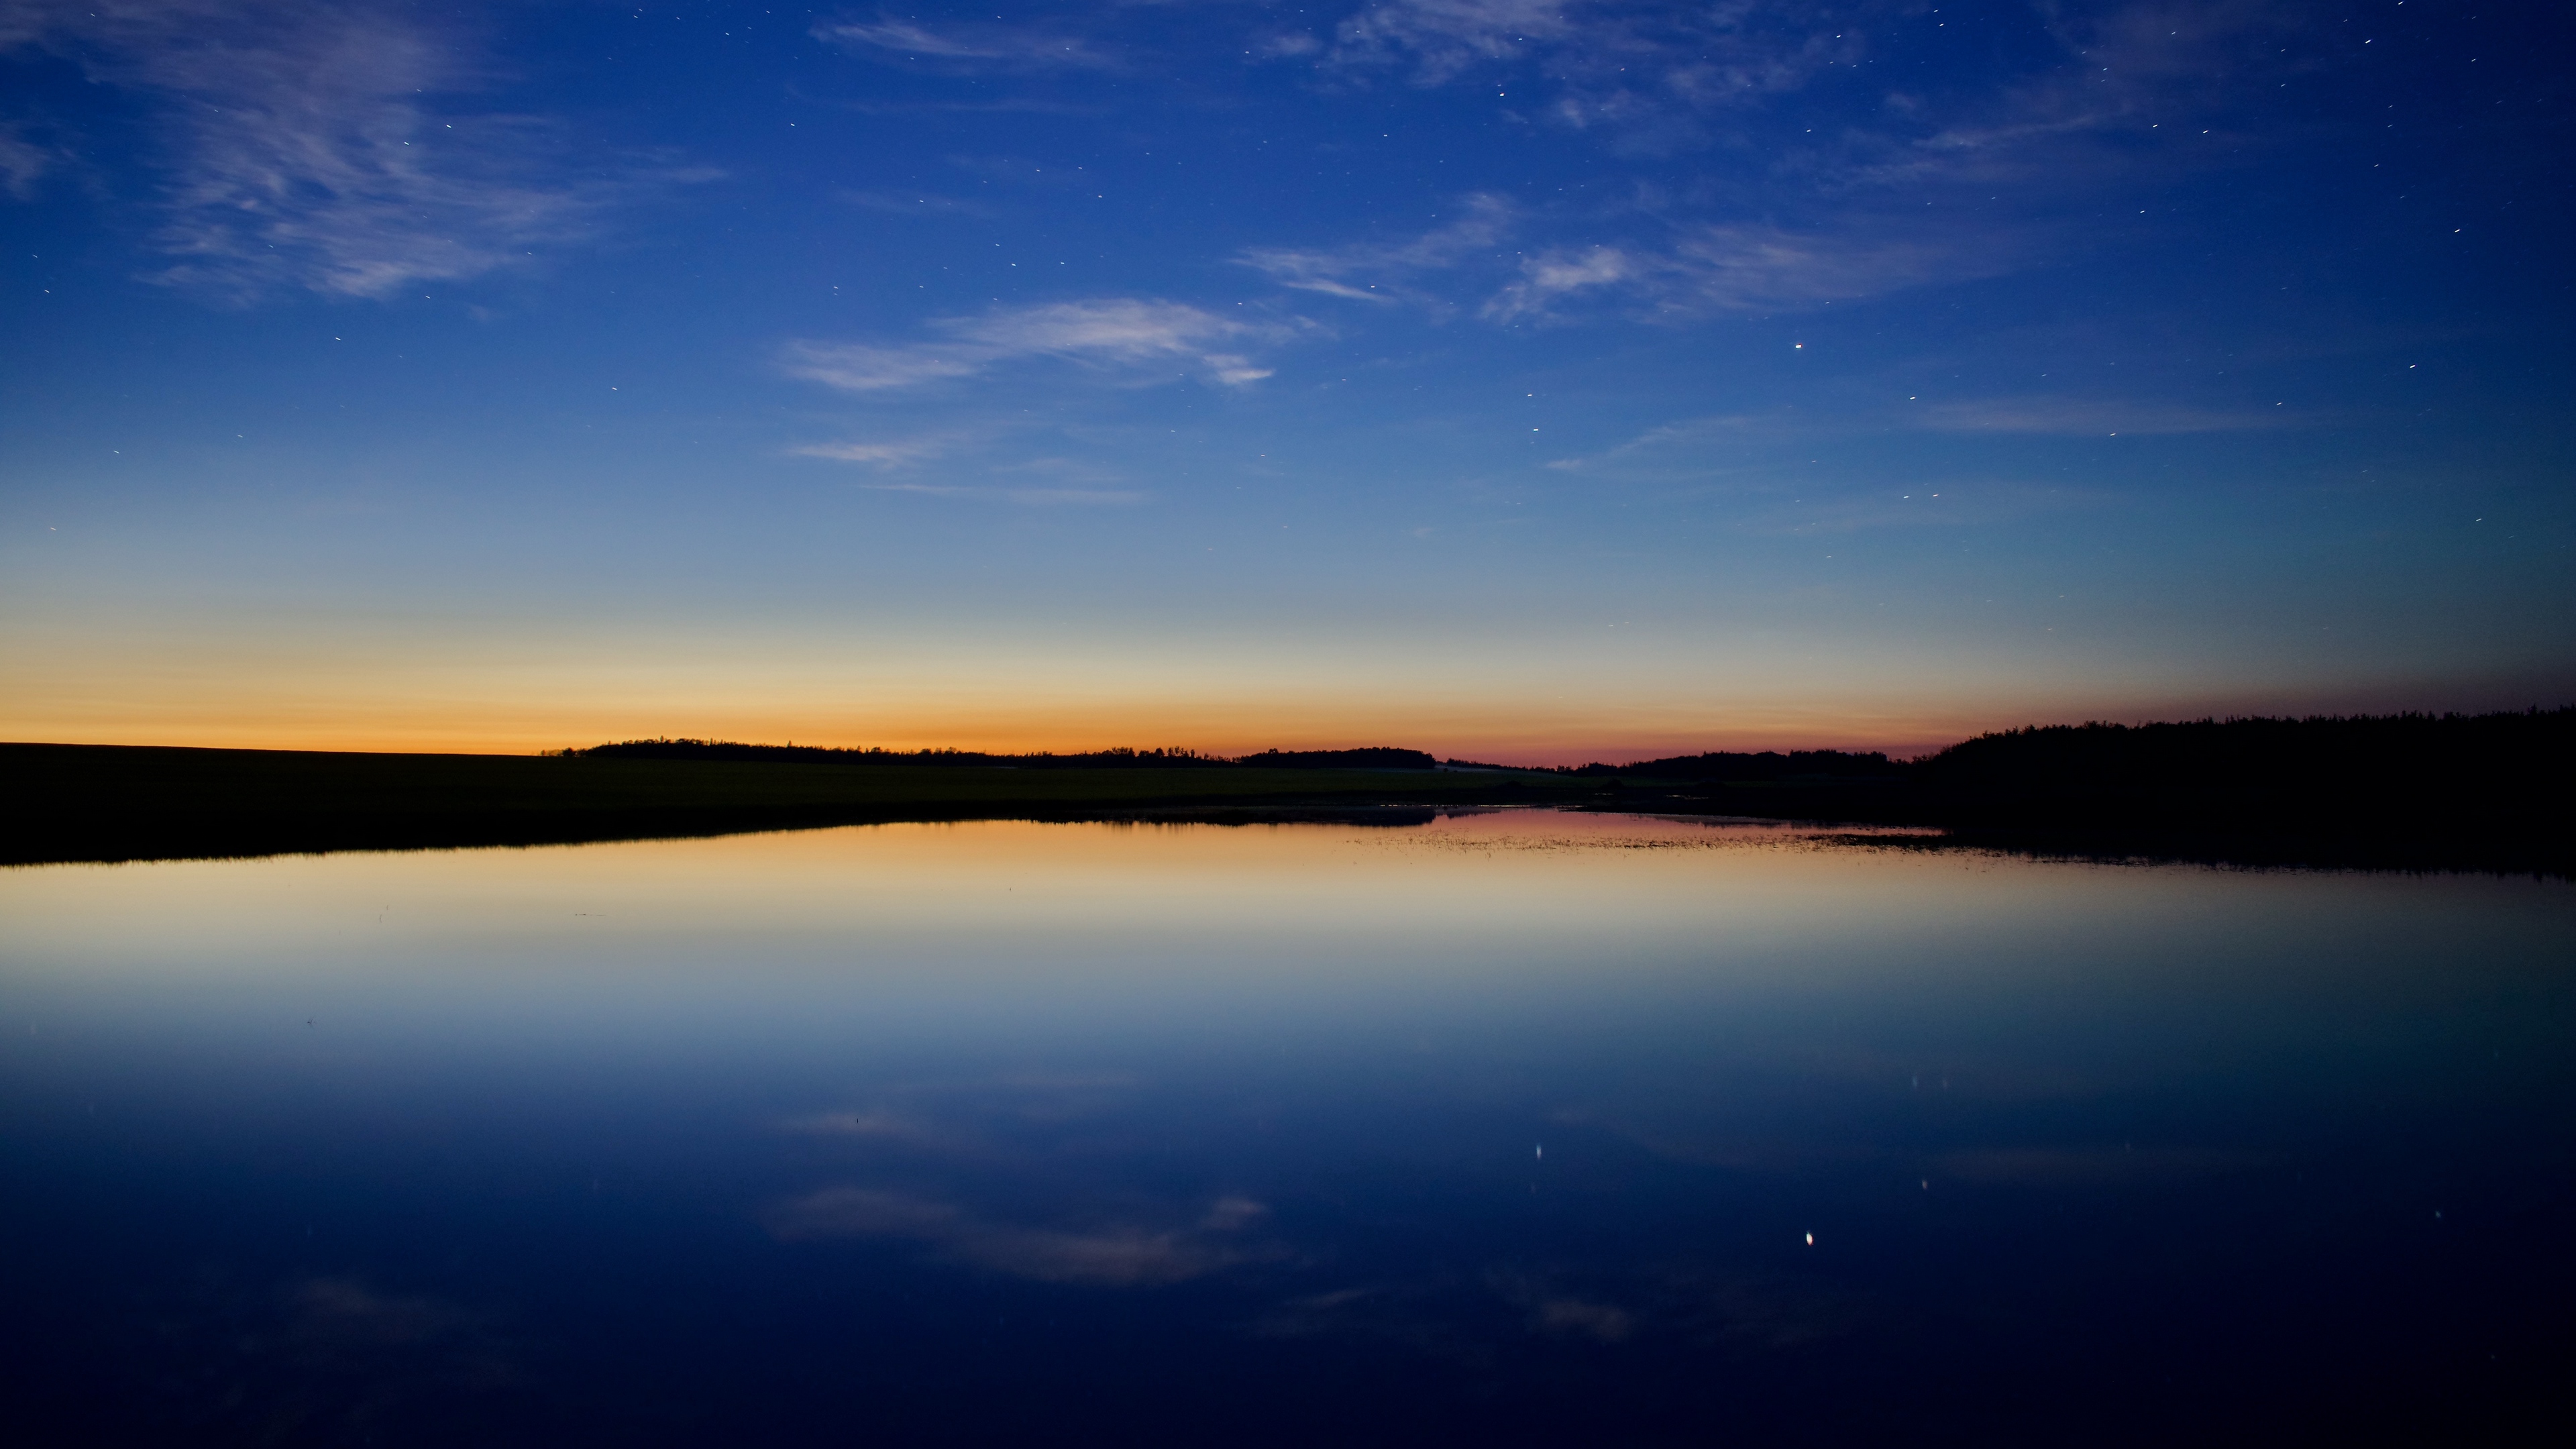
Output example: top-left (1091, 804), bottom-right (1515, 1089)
top-left (1, 0), bottom-right (2568, 758)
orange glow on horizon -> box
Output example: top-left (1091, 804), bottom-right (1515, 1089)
top-left (0, 710), bottom-right (1970, 767)
top-left (10, 615), bottom-right (2546, 767)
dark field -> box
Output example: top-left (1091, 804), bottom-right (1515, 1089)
top-left (0, 744), bottom-right (1587, 866)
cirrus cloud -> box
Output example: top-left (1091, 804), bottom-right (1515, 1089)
top-left (767, 1186), bottom-right (1271, 1287)
top-left (813, 12), bottom-right (1117, 71)
top-left (0, 0), bottom-right (704, 301)
top-left (1236, 192), bottom-right (1515, 309)
top-left (783, 297), bottom-right (1293, 392)
top-left (1485, 220), bottom-right (2023, 323)
top-left (1913, 396), bottom-right (2316, 435)
top-left (788, 435), bottom-right (955, 468)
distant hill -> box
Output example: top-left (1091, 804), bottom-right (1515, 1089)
top-left (574, 739), bottom-right (1440, 771)
top-left (1234, 747), bottom-right (1438, 771)
top-left (1564, 749), bottom-right (1900, 781)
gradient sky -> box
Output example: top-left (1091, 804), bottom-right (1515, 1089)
top-left (2, 0), bottom-right (2569, 759)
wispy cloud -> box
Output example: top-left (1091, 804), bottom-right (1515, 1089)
top-left (1664, 222), bottom-right (2008, 311)
top-left (1843, 5), bottom-right (2315, 197)
top-left (814, 13), bottom-right (1116, 71)
top-left (1311, 0), bottom-right (1866, 138)
top-left (1915, 396), bottom-right (2312, 435)
top-left (1485, 244), bottom-right (1637, 320)
top-left (780, 341), bottom-right (984, 392)
top-left (0, 121), bottom-right (60, 197)
top-left (786, 430), bottom-right (1150, 504)
top-left (1307, 1), bottom-right (2277, 160)
top-left (1236, 193), bottom-right (1513, 307)
top-left (1544, 413), bottom-right (1777, 471)
top-left (870, 458), bottom-right (1149, 506)
top-left (1487, 221), bottom-right (2017, 323)
top-left (864, 483), bottom-right (1148, 506)
top-left (1328, 0), bottom-right (1580, 85)
top-left (767, 1186), bottom-right (1269, 1286)
top-left (765, 1079), bottom-right (1277, 1284)
top-left (1, 1), bottom-right (698, 301)
top-left (1491, 1269), bottom-right (1637, 1342)
top-left (290, 1275), bottom-right (478, 1346)
top-left (1267, 1), bottom-right (2328, 322)
top-left (784, 297), bottom-right (1291, 392)
top-left (782, 1188), bottom-right (1219, 1285)
top-left (1004, 487), bottom-right (1145, 506)
top-left (788, 435), bottom-right (955, 468)
top-left (1550, 393), bottom-right (2294, 481)
top-left (961, 300), bottom-right (1274, 378)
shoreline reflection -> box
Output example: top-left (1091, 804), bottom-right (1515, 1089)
top-left (2, 815), bottom-right (2569, 1444)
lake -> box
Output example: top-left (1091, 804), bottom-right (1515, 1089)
top-left (3, 811), bottom-right (2569, 1445)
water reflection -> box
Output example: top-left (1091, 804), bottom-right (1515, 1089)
top-left (1, 812), bottom-right (2570, 1444)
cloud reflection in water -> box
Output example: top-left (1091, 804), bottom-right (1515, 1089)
top-left (1, 814), bottom-right (2569, 1441)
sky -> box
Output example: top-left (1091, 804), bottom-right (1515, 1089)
top-left (1, 0), bottom-right (2569, 761)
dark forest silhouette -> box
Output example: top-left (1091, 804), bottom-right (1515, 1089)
top-left (529, 708), bottom-right (2576, 870)
top-left (580, 709), bottom-right (2573, 817)
top-left (1578, 708), bottom-right (2573, 872)
top-left (8, 708), bottom-right (2567, 871)
top-left (1908, 708), bottom-right (2571, 820)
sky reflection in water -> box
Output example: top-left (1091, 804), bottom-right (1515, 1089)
top-left (3, 812), bottom-right (2571, 1444)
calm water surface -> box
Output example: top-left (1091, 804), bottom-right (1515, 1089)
top-left (3, 812), bottom-right (2570, 1444)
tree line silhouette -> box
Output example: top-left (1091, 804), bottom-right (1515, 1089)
top-left (574, 711), bottom-right (2572, 818)
top-left (1443, 749), bottom-right (1900, 780)
top-left (1896, 707), bottom-right (2573, 833)
top-left (1571, 708), bottom-right (2573, 868)
top-left (10, 708), bottom-right (2567, 872)
top-left (571, 740), bottom-right (1439, 771)
top-left (572, 708), bottom-right (2573, 865)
